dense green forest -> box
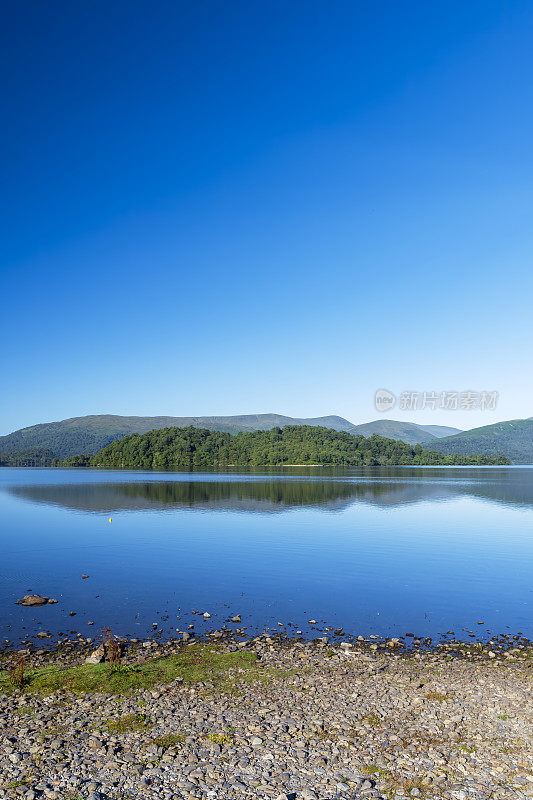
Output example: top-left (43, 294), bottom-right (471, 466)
top-left (0, 447), bottom-right (57, 467)
top-left (59, 425), bottom-right (509, 469)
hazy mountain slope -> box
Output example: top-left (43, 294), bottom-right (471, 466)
top-left (349, 419), bottom-right (450, 446)
top-left (422, 419), bottom-right (533, 464)
top-left (418, 424), bottom-right (462, 438)
top-left (0, 413), bottom-right (356, 460)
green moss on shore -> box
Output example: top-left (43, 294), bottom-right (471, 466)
top-left (0, 644), bottom-right (275, 697)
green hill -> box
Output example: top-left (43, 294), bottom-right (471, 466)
top-left (72, 425), bottom-right (508, 469)
top-left (0, 413), bottom-right (356, 461)
top-left (422, 419), bottom-right (533, 464)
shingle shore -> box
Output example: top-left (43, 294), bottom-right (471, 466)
top-left (1, 635), bottom-right (532, 800)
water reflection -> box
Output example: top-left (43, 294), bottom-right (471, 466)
top-left (8, 467), bottom-right (533, 513)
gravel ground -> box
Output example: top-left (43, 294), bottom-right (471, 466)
top-left (1, 636), bottom-right (532, 800)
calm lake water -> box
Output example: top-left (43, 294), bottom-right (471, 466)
top-left (1, 467), bottom-right (532, 647)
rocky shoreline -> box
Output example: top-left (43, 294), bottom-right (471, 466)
top-left (1, 634), bottom-right (532, 800)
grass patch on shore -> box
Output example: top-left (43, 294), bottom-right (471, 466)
top-left (12, 705), bottom-right (36, 717)
top-left (102, 713), bottom-right (152, 733)
top-left (425, 692), bottom-right (450, 702)
top-left (207, 729), bottom-right (235, 745)
top-left (152, 733), bottom-right (186, 749)
top-left (359, 712), bottom-right (382, 728)
top-left (6, 781), bottom-right (32, 791)
top-left (361, 764), bottom-right (381, 774)
top-left (0, 645), bottom-right (274, 696)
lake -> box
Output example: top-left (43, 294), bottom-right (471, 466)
top-left (0, 466), bottom-right (532, 648)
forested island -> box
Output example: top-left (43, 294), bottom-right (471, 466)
top-left (57, 425), bottom-right (509, 469)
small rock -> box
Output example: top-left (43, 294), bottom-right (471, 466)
top-left (85, 645), bottom-right (105, 664)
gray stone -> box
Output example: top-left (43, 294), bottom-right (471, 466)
top-left (85, 644), bottom-right (105, 664)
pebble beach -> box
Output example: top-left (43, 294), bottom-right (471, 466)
top-left (1, 634), bottom-right (532, 800)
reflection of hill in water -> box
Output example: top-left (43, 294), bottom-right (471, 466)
top-left (9, 470), bottom-right (533, 512)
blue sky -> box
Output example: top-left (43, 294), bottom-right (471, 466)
top-left (1, 0), bottom-right (532, 434)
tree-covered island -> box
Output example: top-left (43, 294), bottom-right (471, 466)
top-left (58, 425), bottom-right (510, 469)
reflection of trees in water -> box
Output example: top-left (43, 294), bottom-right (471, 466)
top-left (8, 470), bottom-right (533, 513)
top-left (12, 480), bottom-right (382, 513)
top-left (119, 479), bottom-right (405, 508)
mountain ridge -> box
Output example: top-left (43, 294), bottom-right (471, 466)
top-left (0, 412), bottom-right (462, 461)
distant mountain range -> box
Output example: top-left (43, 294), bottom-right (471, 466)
top-left (0, 413), bottom-right (461, 461)
top-left (1, 412), bottom-right (531, 464)
top-left (422, 419), bottom-right (533, 465)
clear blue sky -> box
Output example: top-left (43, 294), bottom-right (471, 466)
top-left (1, 0), bottom-right (532, 435)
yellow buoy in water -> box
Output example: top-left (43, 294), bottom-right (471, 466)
top-left (109, 518), bottom-right (112, 523)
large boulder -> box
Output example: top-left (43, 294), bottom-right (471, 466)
top-left (18, 594), bottom-right (49, 606)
